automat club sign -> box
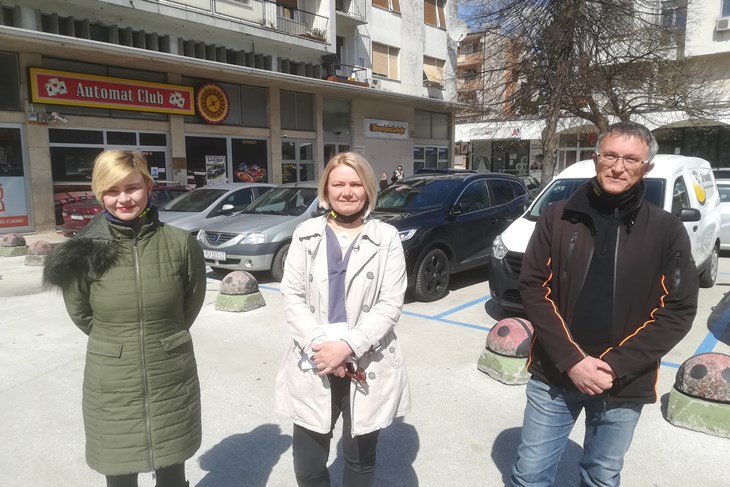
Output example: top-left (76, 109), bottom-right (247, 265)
top-left (29, 67), bottom-right (195, 115)
top-left (364, 118), bottom-right (409, 140)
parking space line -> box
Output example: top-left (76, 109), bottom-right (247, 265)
top-left (402, 310), bottom-right (491, 332)
top-left (432, 295), bottom-right (491, 319)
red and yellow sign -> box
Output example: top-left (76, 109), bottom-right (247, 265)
top-left (196, 82), bottom-right (230, 124)
top-left (29, 67), bottom-right (195, 115)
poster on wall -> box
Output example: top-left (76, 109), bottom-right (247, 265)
top-left (205, 155), bottom-right (226, 185)
top-left (232, 139), bottom-right (268, 183)
top-left (0, 177), bottom-right (29, 228)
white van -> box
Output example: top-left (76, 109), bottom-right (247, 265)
top-left (488, 154), bottom-right (721, 312)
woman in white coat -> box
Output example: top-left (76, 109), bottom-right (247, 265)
top-left (276, 152), bottom-right (410, 487)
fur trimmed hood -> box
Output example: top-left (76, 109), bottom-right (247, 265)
top-left (43, 238), bottom-right (120, 291)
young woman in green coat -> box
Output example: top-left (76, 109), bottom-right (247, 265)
top-left (44, 150), bottom-right (207, 487)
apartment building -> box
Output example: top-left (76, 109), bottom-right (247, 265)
top-left (455, 0), bottom-right (730, 176)
top-left (0, 0), bottom-right (459, 233)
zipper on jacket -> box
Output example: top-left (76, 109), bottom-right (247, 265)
top-left (561, 232), bottom-right (579, 279)
top-left (612, 214), bottom-right (621, 332)
top-left (133, 235), bottom-right (155, 469)
top-left (673, 251), bottom-right (682, 288)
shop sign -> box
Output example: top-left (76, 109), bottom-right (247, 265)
top-left (29, 67), bottom-right (195, 115)
top-left (364, 118), bottom-right (409, 140)
top-left (0, 178), bottom-right (29, 228)
top-left (196, 83), bottom-right (230, 124)
top-left (205, 155), bottom-right (227, 185)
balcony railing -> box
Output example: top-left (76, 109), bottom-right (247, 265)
top-left (262, 0), bottom-right (329, 41)
top-left (336, 0), bottom-right (367, 23)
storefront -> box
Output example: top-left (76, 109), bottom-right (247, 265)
top-left (0, 124), bottom-right (31, 232)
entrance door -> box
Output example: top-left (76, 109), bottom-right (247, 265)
top-left (282, 140), bottom-right (316, 183)
top-left (0, 125), bottom-right (31, 232)
top-left (323, 143), bottom-right (351, 167)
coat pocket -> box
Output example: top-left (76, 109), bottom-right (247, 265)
top-left (87, 336), bottom-right (123, 358)
top-left (160, 329), bottom-right (193, 351)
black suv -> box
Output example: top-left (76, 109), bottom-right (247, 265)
top-left (372, 172), bottom-right (530, 302)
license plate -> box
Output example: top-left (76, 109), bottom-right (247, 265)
top-left (71, 214), bottom-right (84, 221)
top-left (203, 250), bottom-right (226, 261)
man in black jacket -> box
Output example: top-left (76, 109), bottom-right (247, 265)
top-left (511, 121), bottom-right (699, 487)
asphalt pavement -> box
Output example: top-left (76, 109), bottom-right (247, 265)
top-left (1, 231), bottom-right (728, 487)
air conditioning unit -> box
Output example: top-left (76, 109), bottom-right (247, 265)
top-left (370, 78), bottom-right (381, 88)
top-left (717, 18), bottom-right (730, 32)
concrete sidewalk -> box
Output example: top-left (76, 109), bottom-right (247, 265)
top-left (0, 242), bottom-right (728, 486)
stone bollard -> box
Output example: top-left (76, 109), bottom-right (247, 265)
top-left (25, 240), bottom-right (54, 266)
top-left (667, 352), bottom-right (730, 438)
top-left (478, 317), bottom-right (533, 385)
top-left (215, 270), bottom-right (266, 312)
top-left (0, 233), bottom-right (27, 257)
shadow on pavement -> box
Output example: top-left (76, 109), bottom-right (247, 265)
top-left (195, 424), bottom-right (292, 487)
top-left (707, 290), bottom-right (730, 346)
top-left (491, 427), bottom-right (582, 487)
top-left (329, 417), bottom-right (419, 487)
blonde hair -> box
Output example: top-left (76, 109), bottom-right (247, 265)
top-left (91, 150), bottom-right (153, 201)
top-left (318, 152), bottom-right (378, 216)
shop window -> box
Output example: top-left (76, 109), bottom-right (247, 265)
top-left (282, 140), bottom-right (315, 183)
top-left (424, 0), bottom-right (446, 29)
top-left (0, 52), bottom-right (21, 111)
top-left (372, 42), bottom-right (399, 80)
top-left (241, 85), bottom-right (268, 128)
top-left (323, 98), bottom-right (351, 135)
top-left (139, 133), bottom-right (167, 146)
top-left (280, 91), bottom-right (314, 131)
top-left (106, 131), bottom-right (137, 146)
top-left (49, 129), bottom-right (104, 145)
top-left (414, 110), bottom-right (449, 139)
top-left (414, 145), bottom-right (449, 171)
top-left (373, 0), bottom-right (401, 13)
top-left (232, 139), bottom-right (269, 183)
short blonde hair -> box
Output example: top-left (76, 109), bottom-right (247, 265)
top-left (91, 150), bottom-right (153, 201)
top-left (318, 152), bottom-right (378, 216)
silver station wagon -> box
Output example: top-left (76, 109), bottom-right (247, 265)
top-left (196, 182), bottom-right (321, 281)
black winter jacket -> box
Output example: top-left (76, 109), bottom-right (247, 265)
top-left (519, 180), bottom-right (699, 403)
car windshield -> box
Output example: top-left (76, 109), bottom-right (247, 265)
top-left (376, 179), bottom-right (462, 211)
top-left (525, 178), bottom-right (665, 221)
top-left (161, 188), bottom-right (227, 212)
top-left (242, 187), bottom-right (318, 216)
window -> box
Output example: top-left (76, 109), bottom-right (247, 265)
top-left (671, 177), bottom-right (691, 216)
top-left (460, 43), bottom-right (475, 54)
top-left (414, 145), bottom-right (449, 171)
top-left (458, 180), bottom-right (489, 212)
top-left (372, 42), bottom-right (399, 80)
top-left (373, 0), bottom-right (400, 13)
top-left (461, 67), bottom-right (478, 81)
top-left (724, 0), bottom-right (730, 17)
top-left (423, 56), bottom-right (445, 88)
top-left (0, 52), bottom-right (21, 111)
top-left (280, 90), bottom-right (314, 131)
top-left (414, 110), bottom-right (449, 139)
top-left (424, 0), bottom-right (446, 29)
top-left (488, 179), bottom-right (516, 206)
top-left (661, 0), bottom-right (686, 28)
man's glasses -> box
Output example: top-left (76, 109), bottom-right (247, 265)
top-left (345, 363), bottom-right (367, 384)
top-left (596, 152), bottom-right (648, 168)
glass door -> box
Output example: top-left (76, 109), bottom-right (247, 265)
top-left (0, 124), bottom-right (32, 232)
top-left (282, 140), bottom-right (316, 183)
top-left (323, 143), bottom-right (351, 167)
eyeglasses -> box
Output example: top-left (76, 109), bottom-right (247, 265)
top-left (345, 363), bottom-right (367, 384)
top-left (596, 152), bottom-right (648, 168)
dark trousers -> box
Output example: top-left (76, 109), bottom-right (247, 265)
top-left (292, 376), bottom-right (380, 487)
top-left (105, 463), bottom-right (187, 487)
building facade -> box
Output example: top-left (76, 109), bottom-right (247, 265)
top-left (455, 0), bottom-right (730, 177)
top-left (0, 0), bottom-right (459, 233)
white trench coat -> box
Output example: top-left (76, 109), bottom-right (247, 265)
top-left (275, 216), bottom-right (411, 436)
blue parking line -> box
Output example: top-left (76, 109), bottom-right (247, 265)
top-left (259, 284), bottom-right (281, 292)
top-left (433, 295), bottom-right (491, 319)
top-left (402, 310), bottom-right (491, 332)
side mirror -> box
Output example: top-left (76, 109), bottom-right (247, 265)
top-left (220, 203), bottom-right (235, 214)
top-left (451, 198), bottom-right (473, 215)
top-left (678, 208), bottom-right (701, 222)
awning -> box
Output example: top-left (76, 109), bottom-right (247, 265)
top-left (423, 64), bottom-right (444, 86)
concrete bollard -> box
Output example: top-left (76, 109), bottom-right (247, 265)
top-left (24, 240), bottom-right (54, 266)
top-left (0, 233), bottom-right (27, 257)
top-left (215, 270), bottom-right (266, 312)
top-left (478, 317), bottom-right (533, 385)
top-left (667, 352), bottom-right (730, 438)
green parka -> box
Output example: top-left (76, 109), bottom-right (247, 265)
top-left (43, 209), bottom-right (207, 475)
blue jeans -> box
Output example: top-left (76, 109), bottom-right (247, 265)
top-left (511, 378), bottom-right (644, 487)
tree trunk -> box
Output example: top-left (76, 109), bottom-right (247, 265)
top-left (539, 61), bottom-right (569, 186)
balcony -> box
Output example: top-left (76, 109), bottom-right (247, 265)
top-left (321, 55), bottom-right (369, 86)
top-left (336, 0), bottom-right (367, 26)
top-left (457, 51), bottom-right (483, 67)
top-left (146, 0), bottom-right (329, 43)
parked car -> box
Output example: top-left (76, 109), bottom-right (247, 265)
top-left (371, 172), bottom-right (530, 302)
top-left (60, 181), bottom-right (189, 237)
top-left (716, 179), bottom-right (730, 251)
top-left (159, 182), bottom-right (275, 235)
top-left (196, 182), bottom-right (321, 281)
top-left (488, 154), bottom-right (722, 312)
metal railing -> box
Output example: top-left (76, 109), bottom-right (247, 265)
top-left (335, 0), bottom-right (366, 23)
top-left (322, 61), bottom-right (367, 82)
top-left (262, 0), bottom-right (328, 40)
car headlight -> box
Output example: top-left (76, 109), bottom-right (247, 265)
top-left (398, 228), bottom-right (418, 241)
top-left (492, 234), bottom-right (508, 260)
top-left (196, 229), bottom-right (205, 241)
top-left (240, 232), bottom-right (266, 245)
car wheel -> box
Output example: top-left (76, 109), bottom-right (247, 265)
top-left (699, 245), bottom-right (718, 288)
top-left (271, 243), bottom-right (290, 282)
top-left (210, 267), bottom-right (231, 278)
top-left (413, 248), bottom-right (451, 302)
